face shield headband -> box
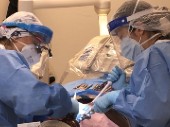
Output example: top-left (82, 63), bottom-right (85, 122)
top-left (1, 22), bottom-right (53, 44)
top-left (108, 8), bottom-right (157, 35)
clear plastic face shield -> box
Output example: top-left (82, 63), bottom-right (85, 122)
top-left (6, 28), bottom-right (52, 79)
top-left (107, 16), bottom-right (136, 74)
top-left (10, 31), bottom-right (53, 64)
top-left (107, 4), bottom-right (152, 70)
top-left (107, 6), bottom-right (170, 74)
top-left (0, 12), bottom-right (53, 80)
top-left (30, 35), bottom-right (52, 79)
top-left (31, 50), bottom-right (49, 80)
top-left (1, 20), bottom-right (53, 56)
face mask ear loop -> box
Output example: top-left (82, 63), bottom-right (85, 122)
top-left (15, 40), bottom-right (27, 46)
top-left (140, 33), bottom-right (162, 46)
top-left (10, 38), bottom-right (20, 52)
top-left (138, 36), bottom-right (142, 44)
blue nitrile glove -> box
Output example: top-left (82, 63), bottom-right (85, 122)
top-left (76, 103), bottom-right (93, 123)
top-left (93, 90), bottom-right (120, 113)
top-left (102, 66), bottom-right (128, 90)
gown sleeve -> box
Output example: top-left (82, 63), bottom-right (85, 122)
top-left (0, 50), bottom-right (72, 119)
top-left (113, 43), bottom-right (170, 127)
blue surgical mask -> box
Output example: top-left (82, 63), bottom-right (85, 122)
top-left (21, 44), bottom-right (41, 67)
top-left (121, 36), bottom-right (144, 61)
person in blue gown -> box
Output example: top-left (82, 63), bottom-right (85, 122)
top-left (0, 11), bottom-right (79, 127)
top-left (93, 1), bottom-right (170, 127)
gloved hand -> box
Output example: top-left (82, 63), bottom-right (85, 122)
top-left (76, 103), bottom-right (93, 122)
top-left (70, 98), bottom-right (93, 122)
top-left (93, 90), bottom-right (120, 113)
top-left (101, 66), bottom-right (128, 90)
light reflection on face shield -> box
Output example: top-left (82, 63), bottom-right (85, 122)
top-left (31, 36), bottom-right (52, 80)
top-left (111, 26), bottom-right (129, 40)
top-left (31, 51), bottom-right (49, 80)
top-left (109, 34), bottom-right (134, 78)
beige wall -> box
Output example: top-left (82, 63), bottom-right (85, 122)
top-left (33, 1), bottom-right (127, 84)
top-left (34, 7), bottom-right (99, 84)
top-left (0, 0), bottom-right (170, 84)
top-left (0, 0), bottom-right (9, 21)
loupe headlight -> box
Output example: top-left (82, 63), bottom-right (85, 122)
top-left (34, 43), bottom-right (53, 58)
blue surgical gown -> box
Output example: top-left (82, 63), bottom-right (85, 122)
top-left (0, 49), bottom-right (72, 127)
top-left (113, 40), bottom-right (170, 127)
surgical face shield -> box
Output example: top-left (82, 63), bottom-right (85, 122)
top-left (108, 8), bottom-right (156, 36)
top-left (109, 36), bottom-right (134, 77)
top-left (108, 17), bottom-right (129, 36)
top-left (109, 7), bottom-right (170, 36)
top-left (2, 22), bottom-right (53, 44)
top-left (31, 51), bottom-right (49, 80)
top-left (1, 11), bottom-right (53, 44)
top-left (12, 35), bottom-right (52, 67)
top-left (106, 9), bottom-right (156, 75)
top-left (108, 7), bottom-right (170, 63)
top-left (0, 11), bottom-right (53, 57)
top-left (107, 16), bottom-right (137, 70)
top-left (30, 36), bottom-right (52, 80)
